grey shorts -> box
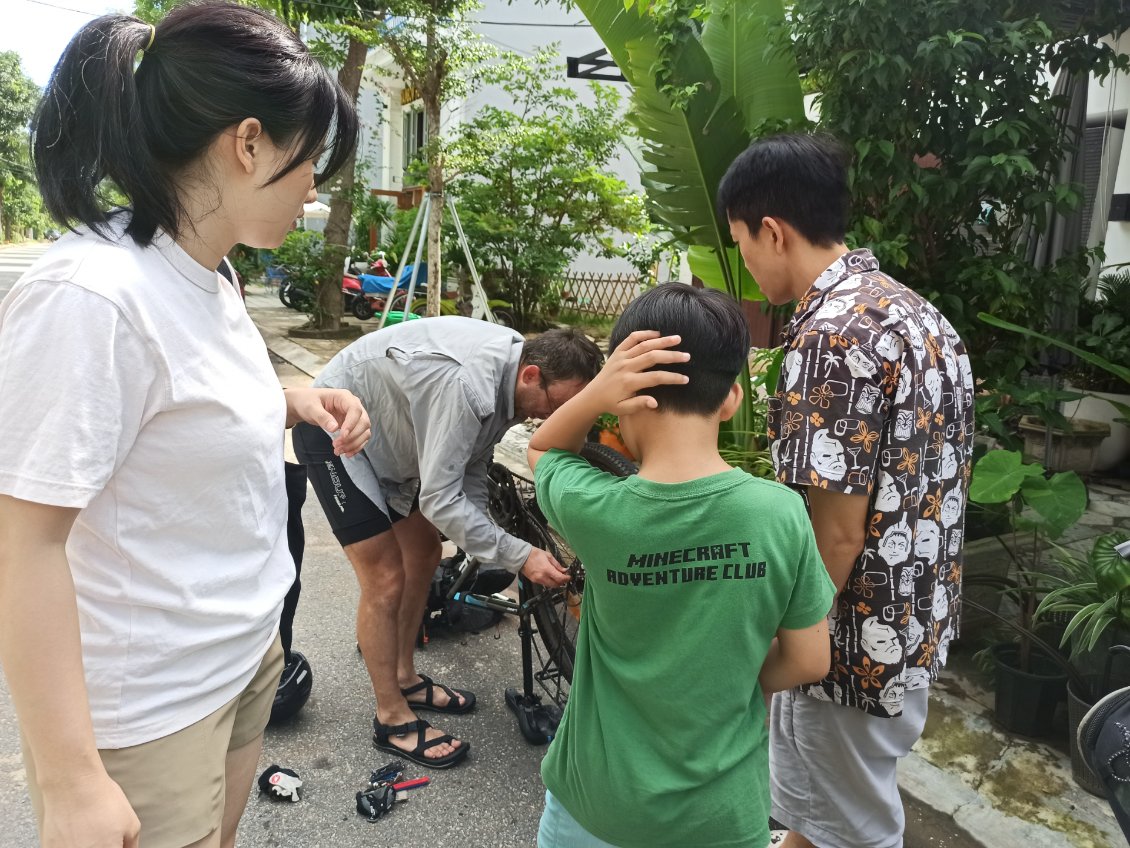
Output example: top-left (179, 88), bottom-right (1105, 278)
top-left (769, 686), bottom-right (930, 848)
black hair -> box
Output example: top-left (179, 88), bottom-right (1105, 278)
top-left (32, 0), bottom-right (358, 246)
top-left (717, 132), bottom-right (850, 248)
top-left (609, 283), bottom-right (750, 416)
top-left (520, 328), bottom-right (603, 385)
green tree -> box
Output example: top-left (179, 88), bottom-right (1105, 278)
top-left (0, 51), bottom-right (41, 241)
top-left (790, 0), bottom-right (1129, 381)
top-left (367, 0), bottom-right (494, 317)
top-left (445, 49), bottom-right (649, 329)
top-left (270, 1), bottom-right (493, 325)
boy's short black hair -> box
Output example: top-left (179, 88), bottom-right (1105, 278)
top-left (717, 132), bottom-right (850, 248)
top-left (609, 284), bottom-right (750, 416)
top-left (520, 328), bottom-right (603, 385)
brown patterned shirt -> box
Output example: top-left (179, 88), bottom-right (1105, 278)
top-left (767, 249), bottom-right (975, 718)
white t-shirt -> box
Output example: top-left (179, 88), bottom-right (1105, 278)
top-left (0, 221), bottom-right (293, 749)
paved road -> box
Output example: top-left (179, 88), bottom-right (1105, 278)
top-left (0, 243), bottom-right (48, 300)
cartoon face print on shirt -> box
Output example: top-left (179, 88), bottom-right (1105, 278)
top-left (875, 332), bottom-right (904, 362)
top-left (915, 519), bottom-right (941, 565)
top-left (877, 517), bottom-right (913, 566)
top-left (811, 429), bottom-right (848, 481)
top-left (895, 365), bottom-right (913, 405)
top-left (937, 623), bottom-right (955, 666)
top-left (861, 616), bottom-right (903, 664)
top-left (881, 302), bottom-right (909, 328)
top-left (875, 471), bottom-right (901, 512)
top-left (814, 297), bottom-right (853, 322)
top-left (904, 616), bottom-right (925, 655)
top-left (878, 674), bottom-right (908, 716)
top-left (845, 346), bottom-right (879, 379)
top-left (957, 354), bottom-right (974, 393)
top-left (921, 311), bottom-right (940, 338)
top-left (940, 488), bottom-right (963, 528)
top-left (905, 321), bottom-right (927, 366)
top-left (939, 443), bottom-right (958, 480)
top-left (933, 583), bottom-right (950, 620)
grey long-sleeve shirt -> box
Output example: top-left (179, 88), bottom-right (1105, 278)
top-left (313, 317), bottom-right (533, 572)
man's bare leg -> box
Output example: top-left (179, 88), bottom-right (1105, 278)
top-left (343, 531), bottom-right (457, 758)
top-left (392, 511), bottom-right (441, 685)
top-left (782, 832), bottom-right (816, 847)
top-left (390, 513), bottom-right (467, 710)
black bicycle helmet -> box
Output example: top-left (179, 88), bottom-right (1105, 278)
top-left (270, 651), bottom-right (312, 724)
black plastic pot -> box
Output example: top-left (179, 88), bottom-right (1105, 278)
top-left (992, 642), bottom-right (1068, 737)
top-left (1067, 678), bottom-right (1107, 797)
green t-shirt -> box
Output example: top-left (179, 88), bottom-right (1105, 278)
top-left (535, 449), bottom-right (835, 848)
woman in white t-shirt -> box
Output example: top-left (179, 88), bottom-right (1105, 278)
top-left (0, 4), bottom-right (367, 847)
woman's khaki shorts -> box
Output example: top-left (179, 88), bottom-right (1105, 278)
top-left (23, 635), bottom-right (284, 848)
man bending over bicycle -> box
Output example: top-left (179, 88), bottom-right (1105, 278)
top-left (527, 284), bottom-right (836, 848)
top-left (293, 319), bottom-right (602, 768)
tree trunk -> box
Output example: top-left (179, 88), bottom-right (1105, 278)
top-left (422, 15), bottom-right (443, 318)
top-left (314, 35), bottom-right (368, 330)
top-left (424, 92), bottom-right (443, 318)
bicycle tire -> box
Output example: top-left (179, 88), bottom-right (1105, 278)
top-left (523, 441), bottom-right (636, 691)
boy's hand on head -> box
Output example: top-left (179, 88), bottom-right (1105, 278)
top-left (528, 331), bottom-right (686, 470)
top-left (590, 330), bottom-right (689, 414)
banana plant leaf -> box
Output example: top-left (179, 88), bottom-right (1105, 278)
top-left (570, 0), bottom-right (653, 88)
top-left (701, 0), bottom-right (805, 131)
top-left (625, 33), bottom-right (749, 290)
top-left (687, 245), bottom-right (765, 301)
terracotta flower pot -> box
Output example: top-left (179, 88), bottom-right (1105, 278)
top-left (598, 429), bottom-right (635, 462)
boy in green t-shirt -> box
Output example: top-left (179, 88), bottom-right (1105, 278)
top-left (527, 284), bottom-right (837, 848)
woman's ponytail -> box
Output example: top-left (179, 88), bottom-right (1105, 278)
top-left (30, 2), bottom-right (358, 249)
top-left (32, 15), bottom-right (177, 245)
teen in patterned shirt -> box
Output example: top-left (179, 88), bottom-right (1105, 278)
top-left (718, 133), bottom-right (974, 848)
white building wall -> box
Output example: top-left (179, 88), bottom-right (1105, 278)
top-left (360, 0), bottom-right (642, 275)
top-left (1085, 30), bottom-right (1130, 273)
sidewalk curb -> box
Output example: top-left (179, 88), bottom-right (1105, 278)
top-left (899, 750), bottom-right (1078, 848)
top-left (256, 324), bottom-right (329, 379)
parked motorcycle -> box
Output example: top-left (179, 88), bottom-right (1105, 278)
top-left (276, 268), bottom-right (366, 316)
top-left (349, 270), bottom-right (410, 321)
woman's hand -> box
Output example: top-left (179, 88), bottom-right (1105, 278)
top-left (40, 770), bottom-right (140, 848)
top-left (284, 387), bottom-right (371, 457)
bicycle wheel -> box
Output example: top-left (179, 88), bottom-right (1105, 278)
top-left (522, 442), bottom-right (636, 701)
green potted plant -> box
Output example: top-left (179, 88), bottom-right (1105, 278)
top-left (980, 309), bottom-right (1130, 473)
top-left (964, 448), bottom-right (1088, 736)
top-left (1036, 530), bottom-right (1130, 794)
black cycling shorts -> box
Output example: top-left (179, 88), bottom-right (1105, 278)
top-left (291, 422), bottom-right (413, 546)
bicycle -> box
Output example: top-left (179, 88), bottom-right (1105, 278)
top-left (435, 441), bottom-right (636, 744)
